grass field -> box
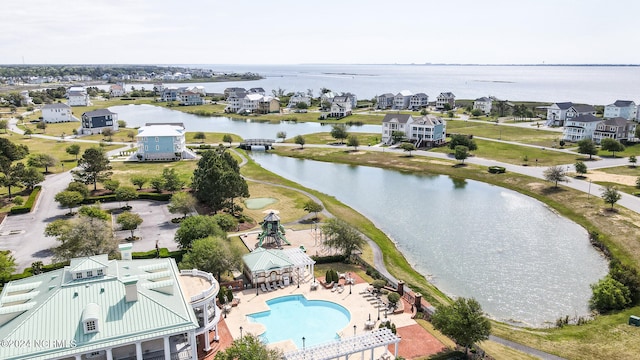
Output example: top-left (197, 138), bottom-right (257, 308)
top-left (284, 132), bottom-right (381, 146)
top-left (446, 120), bottom-right (561, 146)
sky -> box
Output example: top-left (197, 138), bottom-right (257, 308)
top-left (1, 0), bottom-right (638, 65)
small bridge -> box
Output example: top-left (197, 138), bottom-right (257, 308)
top-left (239, 139), bottom-right (275, 150)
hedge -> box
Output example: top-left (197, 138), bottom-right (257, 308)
top-left (311, 254), bottom-right (346, 264)
top-left (488, 166), bottom-right (506, 174)
top-left (82, 192), bottom-right (171, 204)
top-left (9, 186), bottom-right (42, 214)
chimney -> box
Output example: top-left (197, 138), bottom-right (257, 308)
top-left (119, 243), bottom-right (133, 261)
top-left (123, 276), bottom-right (138, 302)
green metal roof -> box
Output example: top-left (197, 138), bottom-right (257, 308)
top-left (243, 247), bottom-right (293, 273)
top-left (0, 256), bottom-right (198, 360)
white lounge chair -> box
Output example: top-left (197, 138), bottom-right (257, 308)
top-left (271, 281), bottom-right (279, 291)
top-left (278, 280), bottom-right (285, 288)
top-left (260, 283), bottom-right (268, 293)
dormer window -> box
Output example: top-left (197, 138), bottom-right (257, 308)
top-left (86, 270), bottom-right (93, 278)
top-left (97, 269), bottom-right (104, 276)
top-left (75, 272), bottom-right (83, 279)
top-left (86, 320), bottom-right (96, 332)
top-left (82, 303), bottom-right (101, 334)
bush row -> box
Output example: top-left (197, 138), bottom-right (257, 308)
top-left (488, 166), bottom-right (506, 174)
top-left (81, 192), bottom-right (171, 204)
top-left (311, 254), bottom-right (346, 264)
top-left (9, 186), bottom-right (42, 214)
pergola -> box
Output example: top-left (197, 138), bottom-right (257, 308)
top-left (283, 328), bottom-right (400, 360)
top-left (282, 248), bottom-right (316, 285)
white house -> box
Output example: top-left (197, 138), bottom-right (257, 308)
top-left (376, 93), bottom-right (395, 109)
top-left (473, 97), bottom-right (493, 114)
top-left (67, 86), bottom-right (91, 106)
top-left (240, 93), bottom-right (264, 113)
top-left (41, 102), bottom-right (73, 123)
top-left (0, 244), bottom-right (222, 360)
top-left (562, 114), bottom-right (602, 142)
top-left (329, 95), bottom-right (353, 118)
top-left (81, 109), bottom-right (118, 135)
top-left (546, 102), bottom-right (596, 126)
top-left (406, 114), bottom-right (446, 148)
top-left (109, 82), bottom-right (126, 97)
top-left (436, 92), bottom-right (455, 110)
top-left (225, 94), bottom-right (244, 113)
top-left (393, 90), bottom-right (413, 110)
top-left (382, 114), bottom-right (413, 144)
top-left (288, 93), bottom-right (312, 108)
top-left (135, 123), bottom-right (196, 161)
top-left (604, 100), bottom-right (637, 120)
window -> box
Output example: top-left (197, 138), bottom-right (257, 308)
top-left (86, 320), bottom-right (96, 332)
top-left (156, 145), bottom-right (159, 150)
top-left (75, 272), bottom-right (83, 279)
top-left (86, 270), bottom-right (93, 278)
top-left (145, 145), bottom-right (148, 151)
top-left (155, 137), bottom-right (159, 142)
top-left (97, 269), bottom-right (103, 276)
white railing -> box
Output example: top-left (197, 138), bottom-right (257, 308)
top-left (180, 269), bottom-right (218, 302)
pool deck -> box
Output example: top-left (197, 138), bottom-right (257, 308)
top-left (222, 274), bottom-right (446, 359)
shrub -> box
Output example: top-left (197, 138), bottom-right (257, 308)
top-left (488, 166), bottom-right (506, 174)
top-left (10, 186), bottom-right (41, 214)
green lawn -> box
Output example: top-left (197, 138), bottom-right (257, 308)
top-left (109, 160), bottom-right (197, 190)
top-left (445, 120), bottom-right (561, 146)
top-left (185, 132), bottom-right (243, 144)
top-left (284, 132), bottom-right (381, 146)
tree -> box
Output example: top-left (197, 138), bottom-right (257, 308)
top-left (78, 204), bottom-right (110, 220)
top-left (609, 258), bottom-right (640, 304)
top-left (117, 120), bottom-right (127, 128)
top-left (117, 211), bottom-right (143, 240)
top-left (54, 190), bottom-right (84, 214)
top-left (321, 218), bottom-right (365, 258)
top-left (101, 128), bottom-right (114, 141)
top-left (0, 251), bottom-right (17, 283)
top-left (36, 120), bottom-right (47, 133)
top-left (213, 333), bottom-right (282, 360)
top-left (574, 161), bottom-right (588, 176)
top-left (630, 155), bottom-right (637, 168)
top-left (194, 132), bottom-right (206, 142)
top-left (330, 124), bottom-right (349, 144)
top-left (212, 213), bottom-right (238, 232)
top-left (26, 153), bottom-right (58, 173)
top-left (115, 186), bottom-right (138, 208)
top-left (130, 175), bottom-right (148, 190)
top-left (454, 145), bottom-right (469, 164)
top-left (494, 100), bottom-right (510, 117)
top-left (67, 181), bottom-right (90, 199)
top-left (191, 146), bottom-right (249, 213)
top-left (20, 166), bottom-right (44, 190)
top-left (180, 236), bottom-right (242, 280)
top-left (431, 297), bottom-right (491, 354)
top-left (127, 130), bottom-right (135, 141)
top-left (103, 179), bottom-right (120, 192)
top-left (0, 163), bottom-right (26, 197)
top-left (66, 144), bottom-right (81, 160)
top-left (601, 185), bottom-right (621, 209)
top-left (449, 134), bottom-right (477, 151)
top-left (577, 139), bottom-right (598, 160)
top-left (45, 215), bottom-right (118, 262)
top-left (24, 128), bottom-right (33, 138)
top-left (162, 168), bottom-right (184, 192)
top-left (276, 131), bottom-right (287, 142)
top-left (398, 142), bottom-right (416, 156)
top-left (590, 276), bottom-right (631, 313)
top-left (150, 176), bottom-right (166, 193)
top-left (0, 119), bottom-right (8, 133)
top-left (391, 131), bottom-right (405, 144)
top-left (174, 215), bottom-right (226, 249)
top-left (600, 138), bottom-right (625, 158)
top-left (0, 138), bottom-right (29, 172)
top-left (387, 292), bottom-right (401, 308)
top-left (294, 135), bottom-right (306, 149)
top-left (222, 134), bottom-right (233, 147)
top-left (72, 147), bottom-right (112, 191)
top-left (543, 165), bottom-right (567, 188)
top-left (303, 200), bottom-right (323, 221)
top-left (347, 135), bottom-right (360, 151)
top-left (168, 191), bottom-right (196, 218)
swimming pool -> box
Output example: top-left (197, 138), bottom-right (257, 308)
top-left (247, 294), bottom-right (351, 348)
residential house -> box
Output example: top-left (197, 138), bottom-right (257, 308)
top-left (473, 97), bottom-right (493, 114)
top-left (240, 93), bottom-right (263, 114)
top-left (135, 123), bottom-right (196, 161)
top-left (409, 93), bottom-right (429, 110)
top-left (604, 100), bottom-right (637, 120)
top-left (257, 95), bottom-right (280, 114)
top-left (593, 117), bottom-right (636, 144)
top-left (19, 90), bottom-right (32, 105)
top-left (179, 91), bottom-right (204, 106)
top-left (67, 86), bottom-right (91, 106)
top-left (225, 94), bottom-right (244, 113)
top-left (393, 90), bottom-right (413, 110)
top-left (109, 82), bottom-right (126, 97)
top-left (343, 92), bottom-right (358, 108)
top-left (224, 87), bottom-right (246, 99)
top-left (288, 93), bottom-right (312, 108)
top-left (161, 87), bottom-right (181, 102)
top-left (376, 93), bottom-right (395, 109)
top-left (80, 109), bottom-right (118, 135)
top-left (153, 82), bottom-right (165, 94)
top-left (546, 102), bottom-right (595, 126)
top-left (566, 104), bottom-right (597, 120)
top-left (562, 114), bottom-right (602, 142)
top-left (381, 114), bottom-right (414, 144)
top-left (248, 87), bottom-right (265, 95)
top-left (42, 102), bottom-right (73, 123)
top-left (436, 92), bottom-right (455, 110)
top-left (329, 95), bottom-right (353, 118)
top-left (0, 244), bottom-right (222, 360)
top-left (320, 91), bottom-right (339, 109)
top-left (407, 115), bottom-right (447, 148)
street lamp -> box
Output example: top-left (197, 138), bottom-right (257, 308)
top-left (239, 326), bottom-right (243, 339)
top-left (302, 337), bottom-right (305, 350)
top-left (377, 299), bottom-right (381, 320)
top-left (353, 325), bottom-right (356, 336)
top-left (384, 308), bottom-right (388, 318)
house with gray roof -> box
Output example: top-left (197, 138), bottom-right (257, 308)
top-left (67, 86), bottom-right (91, 106)
top-left (562, 114), bottom-right (603, 142)
top-left (604, 100), bottom-right (637, 120)
top-left (409, 93), bottom-right (429, 110)
top-left (473, 97), bottom-right (493, 114)
top-left (546, 102), bottom-right (596, 126)
top-left (393, 90), bottom-right (413, 110)
top-left (593, 117), bottom-right (636, 144)
top-left (382, 114), bottom-right (414, 144)
top-left (376, 93), bottom-right (395, 109)
top-left (42, 102), bottom-right (73, 123)
top-left (80, 109), bottom-right (119, 135)
top-left (0, 244), bottom-right (222, 360)
top-left (436, 92), bottom-right (455, 110)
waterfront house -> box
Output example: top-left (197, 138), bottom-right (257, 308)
top-left (382, 113), bottom-right (414, 144)
top-left (376, 93), bottom-right (395, 109)
top-left (393, 90), bottom-right (413, 110)
top-left (67, 86), bottom-right (91, 106)
top-left (161, 87), bottom-right (180, 102)
top-left (320, 91), bottom-right (339, 109)
top-left (179, 91), bottom-right (204, 106)
top-left (546, 102), bottom-right (596, 126)
top-left (224, 87), bottom-right (246, 99)
top-left (593, 117), bottom-right (636, 144)
top-left (473, 97), bottom-right (493, 114)
top-left (407, 115), bottom-right (447, 148)
top-left (604, 100), bottom-right (637, 120)
top-left (562, 114), bottom-right (601, 142)
top-left (80, 109), bottom-right (118, 135)
top-left (410, 93), bottom-right (429, 110)
top-left (225, 94), bottom-right (244, 113)
top-left (288, 93), bottom-right (312, 108)
top-left (109, 82), bottom-right (126, 97)
top-left (436, 92), bottom-right (455, 110)
top-left (0, 244), bottom-right (222, 360)
top-left (135, 123), bottom-right (196, 161)
top-left (42, 102), bottom-right (73, 123)
top-left (240, 93), bottom-right (263, 113)
top-left (248, 87), bottom-right (266, 95)
top-left (257, 95), bottom-right (280, 114)
top-left (329, 95), bottom-right (353, 118)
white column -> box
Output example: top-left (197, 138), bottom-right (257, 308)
top-left (135, 341), bottom-right (143, 360)
top-left (204, 329), bottom-right (211, 351)
top-left (394, 343), bottom-right (398, 358)
top-left (74, 355), bottom-right (81, 360)
top-left (106, 348), bottom-right (113, 360)
top-left (189, 331), bottom-right (197, 360)
top-left (163, 336), bottom-right (171, 360)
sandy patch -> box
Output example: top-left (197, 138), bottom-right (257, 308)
top-left (587, 171), bottom-right (637, 186)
